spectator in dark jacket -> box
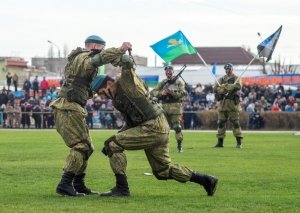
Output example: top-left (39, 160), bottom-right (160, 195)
top-left (21, 102), bottom-right (32, 128)
top-left (32, 105), bottom-right (42, 128)
top-left (6, 72), bottom-right (13, 91)
top-left (23, 78), bottom-right (32, 96)
top-left (32, 76), bottom-right (39, 97)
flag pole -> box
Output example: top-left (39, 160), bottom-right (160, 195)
top-left (196, 52), bottom-right (221, 86)
top-left (234, 52), bottom-right (259, 84)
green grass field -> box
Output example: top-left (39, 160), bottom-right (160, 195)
top-left (0, 130), bottom-right (299, 213)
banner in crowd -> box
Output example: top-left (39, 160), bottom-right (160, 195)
top-left (241, 74), bottom-right (300, 86)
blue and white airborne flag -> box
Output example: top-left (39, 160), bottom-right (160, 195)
top-left (257, 25), bottom-right (282, 62)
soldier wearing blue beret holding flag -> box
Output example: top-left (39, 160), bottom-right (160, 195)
top-left (213, 63), bottom-right (243, 148)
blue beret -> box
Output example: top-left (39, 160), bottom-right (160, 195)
top-left (91, 75), bottom-right (114, 92)
top-left (224, 63), bottom-right (233, 70)
top-left (164, 65), bottom-right (173, 71)
top-left (85, 35), bottom-right (106, 45)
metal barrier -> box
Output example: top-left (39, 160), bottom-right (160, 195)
top-left (0, 110), bottom-right (203, 129)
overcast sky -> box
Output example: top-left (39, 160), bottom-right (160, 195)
top-left (1, 0), bottom-right (299, 66)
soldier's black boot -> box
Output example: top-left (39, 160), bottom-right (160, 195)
top-left (56, 172), bottom-right (85, 196)
top-left (236, 137), bottom-right (242, 149)
top-left (190, 172), bottom-right (218, 196)
top-left (214, 138), bottom-right (224, 148)
top-left (177, 140), bottom-right (183, 153)
top-left (100, 174), bottom-right (130, 197)
top-left (73, 173), bottom-right (99, 195)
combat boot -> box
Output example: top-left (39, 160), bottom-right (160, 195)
top-left (190, 172), bottom-right (218, 196)
top-left (177, 140), bottom-right (183, 153)
top-left (56, 172), bottom-right (85, 196)
top-left (236, 137), bottom-right (243, 149)
top-left (73, 173), bottom-right (99, 195)
top-left (100, 174), bottom-right (130, 197)
top-left (214, 138), bottom-right (224, 148)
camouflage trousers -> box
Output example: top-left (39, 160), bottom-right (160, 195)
top-left (54, 109), bottom-right (93, 175)
top-left (162, 103), bottom-right (183, 142)
top-left (217, 110), bottom-right (243, 138)
top-left (107, 114), bottom-right (192, 182)
top-left (165, 113), bottom-right (183, 141)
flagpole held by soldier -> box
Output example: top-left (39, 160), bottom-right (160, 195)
top-left (213, 63), bottom-right (243, 148)
top-left (235, 25), bottom-right (283, 84)
top-left (212, 26), bottom-right (283, 149)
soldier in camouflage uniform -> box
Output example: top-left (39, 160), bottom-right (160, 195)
top-left (50, 35), bottom-right (132, 196)
top-left (213, 63), bottom-right (243, 148)
top-left (92, 55), bottom-right (218, 197)
top-left (150, 66), bottom-right (186, 153)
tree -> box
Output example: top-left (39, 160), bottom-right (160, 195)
top-left (271, 56), bottom-right (298, 74)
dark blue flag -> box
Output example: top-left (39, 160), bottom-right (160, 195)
top-left (257, 25), bottom-right (282, 62)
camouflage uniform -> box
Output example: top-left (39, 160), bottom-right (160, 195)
top-left (99, 58), bottom-right (218, 197)
top-left (13, 104), bottom-right (21, 128)
top-left (5, 104), bottom-right (14, 128)
top-left (213, 73), bottom-right (243, 147)
top-left (150, 77), bottom-right (186, 152)
top-left (50, 47), bottom-right (126, 175)
top-left (105, 65), bottom-right (192, 181)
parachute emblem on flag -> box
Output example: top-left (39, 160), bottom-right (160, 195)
top-left (150, 30), bottom-right (197, 62)
top-left (167, 39), bottom-right (183, 48)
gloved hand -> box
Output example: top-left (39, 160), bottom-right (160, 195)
top-left (121, 55), bottom-right (134, 69)
top-left (217, 85), bottom-right (226, 94)
top-left (223, 83), bottom-right (235, 92)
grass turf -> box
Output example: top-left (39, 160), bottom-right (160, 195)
top-left (0, 130), bottom-right (299, 213)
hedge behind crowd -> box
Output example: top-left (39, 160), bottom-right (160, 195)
top-left (197, 111), bottom-right (300, 130)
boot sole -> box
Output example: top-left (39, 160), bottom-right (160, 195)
top-left (208, 178), bottom-right (218, 196)
top-left (100, 193), bottom-right (130, 197)
top-left (100, 190), bottom-right (130, 197)
top-left (56, 189), bottom-right (85, 197)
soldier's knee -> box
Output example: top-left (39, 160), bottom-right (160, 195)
top-left (232, 120), bottom-right (240, 129)
top-left (217, 120), bottom-right (226, 129)
top-left (102, 135), bottom-right (116, 157)
top-left (86, 144), bottom-right (94, 159)
top-left (173, 124), bottom-right (182, 133)
top-left (74, 143), bottom-right (94, 160)
top-left (153, 167), bottom-right (172, 180)
top-left (102, 135), bottom-right (124, 157)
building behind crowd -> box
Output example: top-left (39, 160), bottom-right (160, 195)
top-left (1, 46), bottom-right (299, 89)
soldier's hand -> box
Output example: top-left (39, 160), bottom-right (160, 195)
top-left (121, 55), bottom-right (134, 69)
top-left (167, 89), bottom-right (176, 97)
top-left (120, 42), bottom-right (132, 52)
top-left (218, 85), bottom-right (225, 94)
top-left (224, 83), bottom-right (235, 91)
top-left (161, 89), bottom-right (168, 96)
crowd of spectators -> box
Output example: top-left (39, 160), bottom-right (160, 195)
top-left (0, 76), bottom-right (56, 129)
top-left (182, 82), bottom-right (300, 129)
top-left (1, 76), bottom-right (300, 130)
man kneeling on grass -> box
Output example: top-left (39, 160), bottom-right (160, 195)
top-left (92, 53), bottom-right (218, 197)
